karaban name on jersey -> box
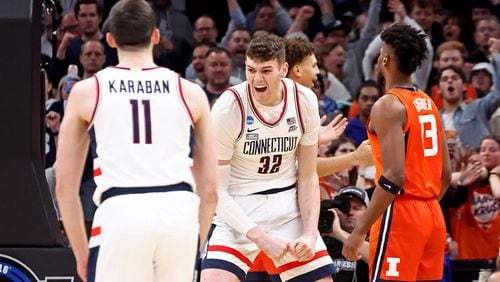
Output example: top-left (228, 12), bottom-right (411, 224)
top-left (89, 66), bottom-right (195, 205)
top-left (107, 79), bottom-right (170, 94)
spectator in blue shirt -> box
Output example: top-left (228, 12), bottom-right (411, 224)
top-left (344, 80), bottom-right (382, 146)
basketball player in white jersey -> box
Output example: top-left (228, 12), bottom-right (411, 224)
top-left (244, 36), bottom-right (374, 282)
top-left (200, 34), bottom-right (336, 281)
top-left (283, 37), bottom-right (372, 178)
top-left (55, 0), bottom-right (217, 281)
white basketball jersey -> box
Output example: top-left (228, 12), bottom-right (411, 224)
top-left (211, 78), bottom-right (320, 195)
top-left (90, 67), bottom-right (195, 205)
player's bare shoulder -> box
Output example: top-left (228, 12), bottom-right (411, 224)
top-left (290, 78), bottom-right (317, 100)
top-left (179, 77), bottom-right (210, 123)
top-left (372, 94), bottom-right (406, 117)
top-left (370, 93), bottom-right (407, 131)
top-left (66, 76), bottom-right (99, 121)
top-left (211, 86), bottom-right (243, 114)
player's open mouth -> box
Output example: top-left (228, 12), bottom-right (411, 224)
top-left (447, 86), bottom-right (454, 93)
top-left (254, 86), bottom-right (267, 92)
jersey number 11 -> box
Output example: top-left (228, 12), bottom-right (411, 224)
top-left (130, 99), bottom-right (152, 144)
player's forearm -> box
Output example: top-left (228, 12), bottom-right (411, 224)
top-left (437, 132), bottom-right (451, 201)
top-left (192, 155), bottom-right (218, 247)
top-left (217, 189), bottom-right (257, 236)
top-left (57, 194), bottom-right (89, 263)
top-left (353, 186), bottom-right (396, 236)
top-left (297, 179), bottom-right (321, 235)
top-left (317, 154), bottom-right (353, 177)
top-left (198, 192), bottom-right (217, 248)
top-left (330, 228), bottom-right (369, 262)
top-left (215, 165), bottom-right (257, 236)
top-left (317, 152), bottom-right (358, 177)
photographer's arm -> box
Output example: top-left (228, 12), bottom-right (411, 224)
top-left (330, 209), bottom-right (369, 263)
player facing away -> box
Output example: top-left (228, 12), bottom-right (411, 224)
top-left (55, 0), bottom-right (218, 281)
top-left (343, 24), bottom-right (452, 281)
top-left (200, 34), bottom-right (336, 281)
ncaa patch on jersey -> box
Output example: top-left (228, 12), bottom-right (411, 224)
top-left (246, 116), bottom-right (254, 125)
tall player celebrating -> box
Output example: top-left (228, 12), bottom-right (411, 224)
top-left (343, 24), bottom-right (451, 281)
top-left (201, 34), bottom-right (336, 281)
top-left (55, 0), bottom-right (217, 281)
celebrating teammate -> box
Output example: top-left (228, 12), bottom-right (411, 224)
top-left (201, 33), bottom-right (336, 281)
top-left (55, 0), bottom-right (217, 281)
top-left (343, 24), bottom-right (451, 281)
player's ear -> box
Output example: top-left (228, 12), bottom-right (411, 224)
top-left (382, 55), bottom-right (389, 66)
top-left (292, 65), bottom-right (301, 77)
top-left (281, 62), bottom-right (289, 77)
top-left (106, 32), bottom-right (117, 48)
top-left (151, 28), bottom-right (160, 45)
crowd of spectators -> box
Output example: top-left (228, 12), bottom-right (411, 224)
top-left (41, 0), bottom-right (500, 280)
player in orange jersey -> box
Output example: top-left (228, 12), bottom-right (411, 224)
top-left (343, 24), bottom-right (452, 281)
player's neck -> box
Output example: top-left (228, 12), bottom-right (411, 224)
top-left (258, 84), bottom-right (283, 107)
top-left (385, 73), bottom-right (413, 91)
top-left (115, 48), bottom-right (156, 69)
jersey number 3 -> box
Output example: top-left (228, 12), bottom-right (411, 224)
top-left (130, 99), bottom-right (152, 144)
top-left (418, 114), bottom-right (438, 157)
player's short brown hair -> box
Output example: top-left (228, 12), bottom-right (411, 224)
top-left (246, 33), bottom-right (286, 65)
top-left (284, 38), bottom-right (316, 69)
top-left (107, 0), bottom-right (155, 51)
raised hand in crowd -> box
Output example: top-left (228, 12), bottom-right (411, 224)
top-left (46, 111), bottom-right (61, 137)
top-left (454, 145), bottom-right (473, 172)
top-left (314, 0), bottom-right (334, 14)
top-left (388, 0), bottom-right (406, 23)
top-left (56, 31), bottom-right (79, 60)
top-left (269, 0), bottom-right (283, 9)
top-left (287, 5), bottom-right (316, 35)
top-left (457, 156), bottom-right (488, 186)
top-left (318, 114), bottom-right (348, 145)
top-left (489, 37), bottom-right (500, 55)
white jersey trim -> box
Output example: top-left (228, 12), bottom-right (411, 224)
top-left (292, 81), bottom-right (305, 135)
top-left (177, 74), bottom-right (194, 124)
top-left (248, 80), bottom-right (288, 127)
top-left (225, 88), bottom-right (245, 141)
top-left (87, 75), bottom-right (101, 130)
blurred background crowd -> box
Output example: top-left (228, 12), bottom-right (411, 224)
top-left (40, 0), bottom-right (499, 280)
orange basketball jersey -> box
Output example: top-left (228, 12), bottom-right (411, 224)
top-left (367, 87), bottom-right (447, 281)
top-left (368, 87), bottom-right (444, 199)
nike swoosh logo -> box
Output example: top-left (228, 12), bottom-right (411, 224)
top-left (247, 128), bottom-right (259, 132)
